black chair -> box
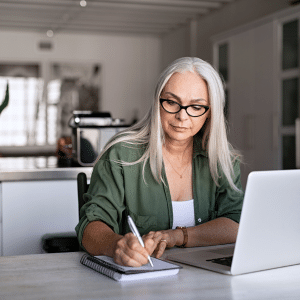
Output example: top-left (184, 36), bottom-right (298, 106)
top-left (77, 172), bottom-right (89, 216)
top-left (42, 172), bottom-right (89, 253)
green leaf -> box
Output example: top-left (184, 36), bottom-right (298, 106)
top-left (0, 82), bottom-right (9, 115)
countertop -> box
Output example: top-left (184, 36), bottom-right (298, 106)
top-left (0, 156), bottom-right (93, 182)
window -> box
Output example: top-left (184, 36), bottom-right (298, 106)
top-left (0, 64), bottom-right (51, 147)
top-left (0, 62), bottom-right (100, 155)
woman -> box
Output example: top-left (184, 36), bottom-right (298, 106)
top-left (75, 57), bottom-right (244, 267)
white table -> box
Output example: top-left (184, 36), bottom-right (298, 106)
top-left (1, 248), bottom-right (300, 300)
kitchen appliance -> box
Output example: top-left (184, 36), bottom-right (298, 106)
top-left (69, 111), bottom-right (128, 166)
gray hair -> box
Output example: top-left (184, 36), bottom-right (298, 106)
top-left (99, 57), bottom-right (241, 191)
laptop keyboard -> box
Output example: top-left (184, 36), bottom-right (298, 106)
top-left (206, 256), bottom-right (233, 267)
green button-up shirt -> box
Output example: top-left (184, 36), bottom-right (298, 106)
top-left (75, 137), bottom-right (244, 245)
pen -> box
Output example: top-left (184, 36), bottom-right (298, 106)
top-left (127, 215), bottom-right (154, 267)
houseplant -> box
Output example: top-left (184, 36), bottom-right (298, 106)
top-left (0, 82), bottom-right (9, 115)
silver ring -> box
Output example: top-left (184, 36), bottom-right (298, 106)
top-left (160, 239), bottom-right (167, 243)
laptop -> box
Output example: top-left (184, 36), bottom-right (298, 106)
top-left (167, 170), bottom-right (300, 275)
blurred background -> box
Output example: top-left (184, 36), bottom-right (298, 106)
top-left (1, 0), bottom-right (300, 257)
top-left (0, 0), bottom-right (298, 186)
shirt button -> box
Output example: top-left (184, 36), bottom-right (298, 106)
top-left (198, 218), bottom-right (202, 223)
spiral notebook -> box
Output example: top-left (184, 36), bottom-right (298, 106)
top-left (80, 254), bottom-right (182, 281)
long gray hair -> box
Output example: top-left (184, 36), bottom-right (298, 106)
top-left (99, 57), bottom-right (240, 191)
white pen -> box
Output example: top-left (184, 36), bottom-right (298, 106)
top-left (127, 215), bottom-right (154, 267)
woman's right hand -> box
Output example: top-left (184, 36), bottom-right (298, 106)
top-left (112, 232), bottom-right (156, 267)
top-left (82, 221), bottom-right (157, 267)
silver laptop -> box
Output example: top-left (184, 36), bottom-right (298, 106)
top-left (167, 170), bottom-right (300, 275)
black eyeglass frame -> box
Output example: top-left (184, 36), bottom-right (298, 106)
top-left (159, 98), bottom-right (209, 117)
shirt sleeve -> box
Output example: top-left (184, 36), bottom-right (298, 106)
top-left (214, 159), bottom-right (244, 223)
top-left (75, 155), bottom-right (126, 246)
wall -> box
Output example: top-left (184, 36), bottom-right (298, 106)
top-left (161, 0), bottom-right (291, 66)
top-left (161, 25), bottom-right (190, 69)
top-left (0, 30), bottom-right (161, 123)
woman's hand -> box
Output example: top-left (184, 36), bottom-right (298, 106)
top-left (112, 232), bottom-right (157, 267)
top-left (82, 221), bottom-right (158, 267)
top-left (143, 229), bottom-right (184, 258)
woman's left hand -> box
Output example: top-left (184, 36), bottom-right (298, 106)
top-left (143, 229), bottom-right (183, 258)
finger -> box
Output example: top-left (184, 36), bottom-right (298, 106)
top-left (122, 252), bottom-right (149, 267)
top-left (114, 234), bottom-right (149, 267)
top-left (160, 239), bottom-right (168, 245)
top-left (143, 232), bottom-right (162, 249)
top-left (123, 233), bottom-right (147, 252)
top-left (152, 238), bottom-right (167, 257)
top-left (143, 232), bottom-right (168, 255)
top-left (145, 231), bottom-right (156, 236)
top-left (143, 236), bottom-right (158, 255)
top-left (155, 240), bottom-right (167, 258)
top-left (151, 232), bottom-right (164, 245)
top-left (114, 252), bottom-right (147, 267)
top-left (142, 231), bottom-right (156, 240)
top-left (115, 244), bottom-right (149, 267)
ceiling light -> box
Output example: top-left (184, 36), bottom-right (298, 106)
top-left (80, 0), bottom-right (87, 7)
top-left (46, 30), bottom-right (54, 38)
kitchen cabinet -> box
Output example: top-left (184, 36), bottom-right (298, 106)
top-left (0, 157), bottom-right (92, 256)
top-left (1, 180), bottom-right (78, 256)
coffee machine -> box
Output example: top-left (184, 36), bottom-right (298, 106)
top-left (69, 111), bottom-right (128, 166)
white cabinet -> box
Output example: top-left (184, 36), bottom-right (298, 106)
top-left (212, 6), bottom-right (300, 188)
top-left (0, 180), bottom-right (79, 256)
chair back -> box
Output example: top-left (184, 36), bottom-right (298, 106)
top-left (77, 172), bottom-right (89, 218)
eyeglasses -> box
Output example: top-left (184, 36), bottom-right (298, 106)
top-left (159, 99), bottom-right (209, 117)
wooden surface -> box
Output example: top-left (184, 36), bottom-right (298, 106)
top-left (1, 249), bottom-right (300, 300)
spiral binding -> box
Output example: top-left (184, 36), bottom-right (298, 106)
top-left (81, 254), bottom-right (116, 280)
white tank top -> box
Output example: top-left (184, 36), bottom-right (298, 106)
top-left (172, 199), bottom-right (195, 229)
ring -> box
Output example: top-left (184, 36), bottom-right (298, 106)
top-left (160, 239), bottom-right (167, 243)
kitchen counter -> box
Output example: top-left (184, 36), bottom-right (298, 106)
top-left (0, 156), bottom-right (93, 182)
top-left (0, 156), bottom-right (93, 256)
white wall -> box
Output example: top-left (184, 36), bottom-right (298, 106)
top-left (161, 0), bottom-right (291, 66)
top-left (0, 30), bottom-right (162, 123)
top-left (161, 25), bottom-right (190, 68)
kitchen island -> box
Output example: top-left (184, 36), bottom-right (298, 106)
top-left (0, 156), bottom-right (92, 256)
